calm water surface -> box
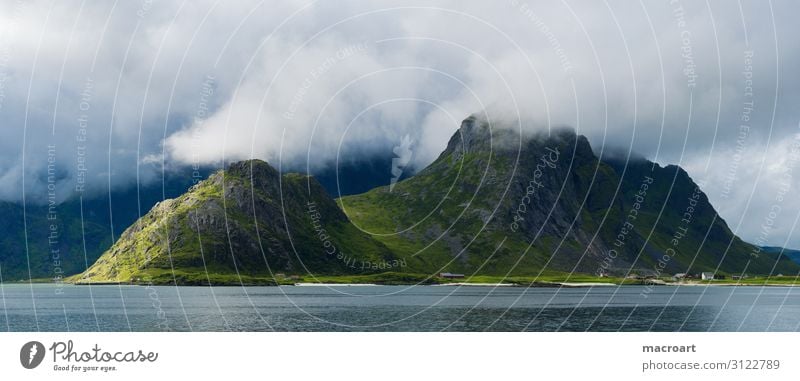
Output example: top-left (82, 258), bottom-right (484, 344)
top-left (2, 284), bottom-right (800, 331)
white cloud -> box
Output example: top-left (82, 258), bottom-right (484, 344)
top-left (685, 130), bottom-right (800, 248)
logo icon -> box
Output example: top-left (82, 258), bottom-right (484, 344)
top-left (20, 341), bottom-right (45, 369)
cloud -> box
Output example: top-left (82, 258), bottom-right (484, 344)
top-left (2, 0), bottom-right (800, 247)
top-left (684, 129), bottom-right (800, 251)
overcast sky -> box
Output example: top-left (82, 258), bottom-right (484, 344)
top-left (1, 0), bottom-right (799, 248)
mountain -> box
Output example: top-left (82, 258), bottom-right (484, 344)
top-left (0, 170), bottom-right (206, 282)
top-left (77, 160), bottom-right (397, 285)
top-left (339, 116), bottom-right (799, 277)
top-left (75, 115), bottom-right (800, 284)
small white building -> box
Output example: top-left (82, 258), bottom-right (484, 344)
top-left (701, 272), bottom-right (715, 281)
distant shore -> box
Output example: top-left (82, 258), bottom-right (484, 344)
top-left (10, 274), bottom-right (800, 288)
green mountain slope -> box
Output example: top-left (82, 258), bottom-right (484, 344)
top-left (76, 160), bottom-right (397, 285)
top-left (340, 116), bottom-right (799, 277)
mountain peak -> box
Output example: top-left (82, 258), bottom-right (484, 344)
top-left (441, 116), bottom-right (591, 162)
top-left (226, 159), bottom-right (279, 179)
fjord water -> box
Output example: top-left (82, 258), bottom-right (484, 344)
top-left (2, 285), bottom-right (800, 331)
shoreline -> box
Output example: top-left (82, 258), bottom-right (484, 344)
top-left (8, 281), bottom-right (800, 288)
top-left (294, 283), bottom-right (379, 286)
top-left (432, 283), bottom-right (516, 287)
top-left (11, 272), bottom-right (800, 288)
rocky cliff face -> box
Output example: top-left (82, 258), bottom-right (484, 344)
top-left (78, 160), bottom-right (396, 284)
